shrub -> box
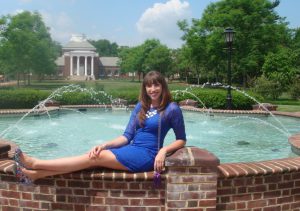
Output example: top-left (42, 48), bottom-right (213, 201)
top-left (290, 80), bottom-right (300, 100)
top-left (54, 91), bottom-right (112, 105)
top-left (172, 87), bottom-right (258, 110)
top-left (253, 76), bottom-right (282, 100)
top-left (0, 86), bottom-right (259, 110)
top-left (0, 89), bottom-right (50, 109)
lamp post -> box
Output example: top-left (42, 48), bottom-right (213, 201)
top-left (224, 27), bottom-right (235, 110)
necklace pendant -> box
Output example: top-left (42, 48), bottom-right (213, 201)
top-left (146, 109), bottom-right (157, 118)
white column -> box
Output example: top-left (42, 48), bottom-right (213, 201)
top-left (76, 56), bottom-right (80, 76)
top-left (91, 56), bottom-right (94, 76)
top-left (70, 55), bottom-right (73, 76)
top-left (84, 56), bottom-right (87, 76)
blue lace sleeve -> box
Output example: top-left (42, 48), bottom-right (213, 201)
top-left (123, 102), bottom-right (141, 143)
top-left (168, 103), bottom-right (186, 141)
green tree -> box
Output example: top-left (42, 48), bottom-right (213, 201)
top-left (179, 0), bottom-right (290, 87)
top-left (140, 39), bottom-right (161, 73)
top-left (0, 11), bottom-right (58, 85)
top-left (89, 39), bottom-right (119, 56)
top-left (253, 75), bottom-right (282, 99)
top-left (171, 47), bottom-right (192, 83)
top-left (144, 45), bottom-right (172, 76)
top-left (119, 39), bottom-right (163, 81)
top-left (119, 46), bottom-right (143, 81)
top-left (178, 20), bottom-right (209, 84)
top-left (262, 47), bottom-right (298, 91)
top-left (291, 28), bottom-right (300, 74)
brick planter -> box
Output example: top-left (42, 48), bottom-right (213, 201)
top-left (165, 147), bottom-right (219, 210)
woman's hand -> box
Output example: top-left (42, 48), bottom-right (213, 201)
top-left (154, 148), bottom-right (167, 173)
top-left (88, 144), bottom-right (106, 159)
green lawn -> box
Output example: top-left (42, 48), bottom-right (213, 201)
top-left (267, 97), bottom-right (300, 112)
top-left (276, 105), bottom-right (300, 112)
top-left (16, 79), bottom-right (188, 92)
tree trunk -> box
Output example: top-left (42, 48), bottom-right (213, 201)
top-left (196, 66), bottom-right (200, 85)
top-left (27, 71), bottom-right (31, 86)
top-left (17, 73), bottom-right (20, 88)
top-left (185, 68), bottom-right (188, 83)
top-left (38, 73), bottom-right (43, 82)
top-left (23, 73), bottom-right (26, 85)
top-left (242, 70), bottom-right (246, 88)
top-left (215, 69), bottom-right (219, 83)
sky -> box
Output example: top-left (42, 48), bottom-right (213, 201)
top-left (1, 0), bottom-right (300, 49)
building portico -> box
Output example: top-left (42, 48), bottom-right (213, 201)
top-left (56, 34), bottom-right (126, 80)
top-left (65, 50), bottom-right (97, 79)
top-left (57, 34), bottom-right (100, 80)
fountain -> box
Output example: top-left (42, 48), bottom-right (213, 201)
top-left (0, 84), bottom-right (298, 161)
top-left (0, 84), bottom-right (300, 210)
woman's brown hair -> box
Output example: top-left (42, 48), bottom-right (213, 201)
top-left (138, 71), bottom-right (172, 126)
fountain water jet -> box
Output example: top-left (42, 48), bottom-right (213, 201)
top-left (0, 84), bottom-right (115, 138)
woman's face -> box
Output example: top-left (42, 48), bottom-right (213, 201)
top-left (145, 83), bottom-right (162, 105)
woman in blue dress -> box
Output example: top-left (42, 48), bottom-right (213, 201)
top-left (14, 71), bottom-right (186, 183)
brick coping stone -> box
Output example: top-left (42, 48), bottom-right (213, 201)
top-left (0, 105), bottom-right (300, 180)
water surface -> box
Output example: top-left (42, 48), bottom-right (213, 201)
top-left (0, 108), bottom-right (299, 163)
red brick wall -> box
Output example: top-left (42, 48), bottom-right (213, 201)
top-left (166, 166), bottom-right (218, 210)
top-left (0, 170), bottom-right (165, 210)
top-left (217, 172), bottom-right (300, 211)
top-left (165, 147), bottom-right (220, 210)
top-left (63, 56), bottom-right (70, 77)
top-left (93, 56), bottom-right (100, 79)
top-left (2, 137), bottom-right (300, 210)
top-left (217, 150), bottom-right (300, 211)
top-left (0, 145), bottom-right (220, 210)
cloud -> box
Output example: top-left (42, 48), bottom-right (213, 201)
top-left (136, 0), bottom-right (191, 48)
top-left (40, 11), bottom-right (75, 44)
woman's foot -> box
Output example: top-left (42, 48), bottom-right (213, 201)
top-left (14, 148), bottom-right (36, 169)
top-left (12, 163), bottom-right (34, 185)
top-left (21, 168), bottom-right (39, 181)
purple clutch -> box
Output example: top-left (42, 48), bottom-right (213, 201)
top-left (153, 171), bottom-right (161, 188)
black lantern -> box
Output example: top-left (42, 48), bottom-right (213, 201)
top-left (224, 27), bottom-right (235, 44)
top-left (224, 27), bottom-right (235, 109)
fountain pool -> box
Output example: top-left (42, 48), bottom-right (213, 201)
top-left (0, 107), bottom-right (299, 163)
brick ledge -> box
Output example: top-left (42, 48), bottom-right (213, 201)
top-left (0, 144), bottom-right (220, 184)
top-left (288, 133), bottom-right (300, 155)
top-left (218, 156), bottom-right (300, 178)
top-left (181, 106), bottom-right (270, 115)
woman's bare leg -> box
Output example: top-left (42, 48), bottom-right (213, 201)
top-left (19, 150), bottom-right (127, 173)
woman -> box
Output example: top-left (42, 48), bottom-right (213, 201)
top-left (14, 71), bottom-right (186, 184)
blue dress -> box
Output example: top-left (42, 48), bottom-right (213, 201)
top-left (109, 102), bottom-right (186, 172)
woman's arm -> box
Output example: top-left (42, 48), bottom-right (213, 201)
top-left (154, 139), bottom-right (186, 172)
top-left (101, 135), bottom-right (129, 149)
top-left (89, 103), bottom-right (141, 159)
top-left (154, 103), bottom-right (187, 172)
top-left (88, 135), bottom-right (128, 158)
